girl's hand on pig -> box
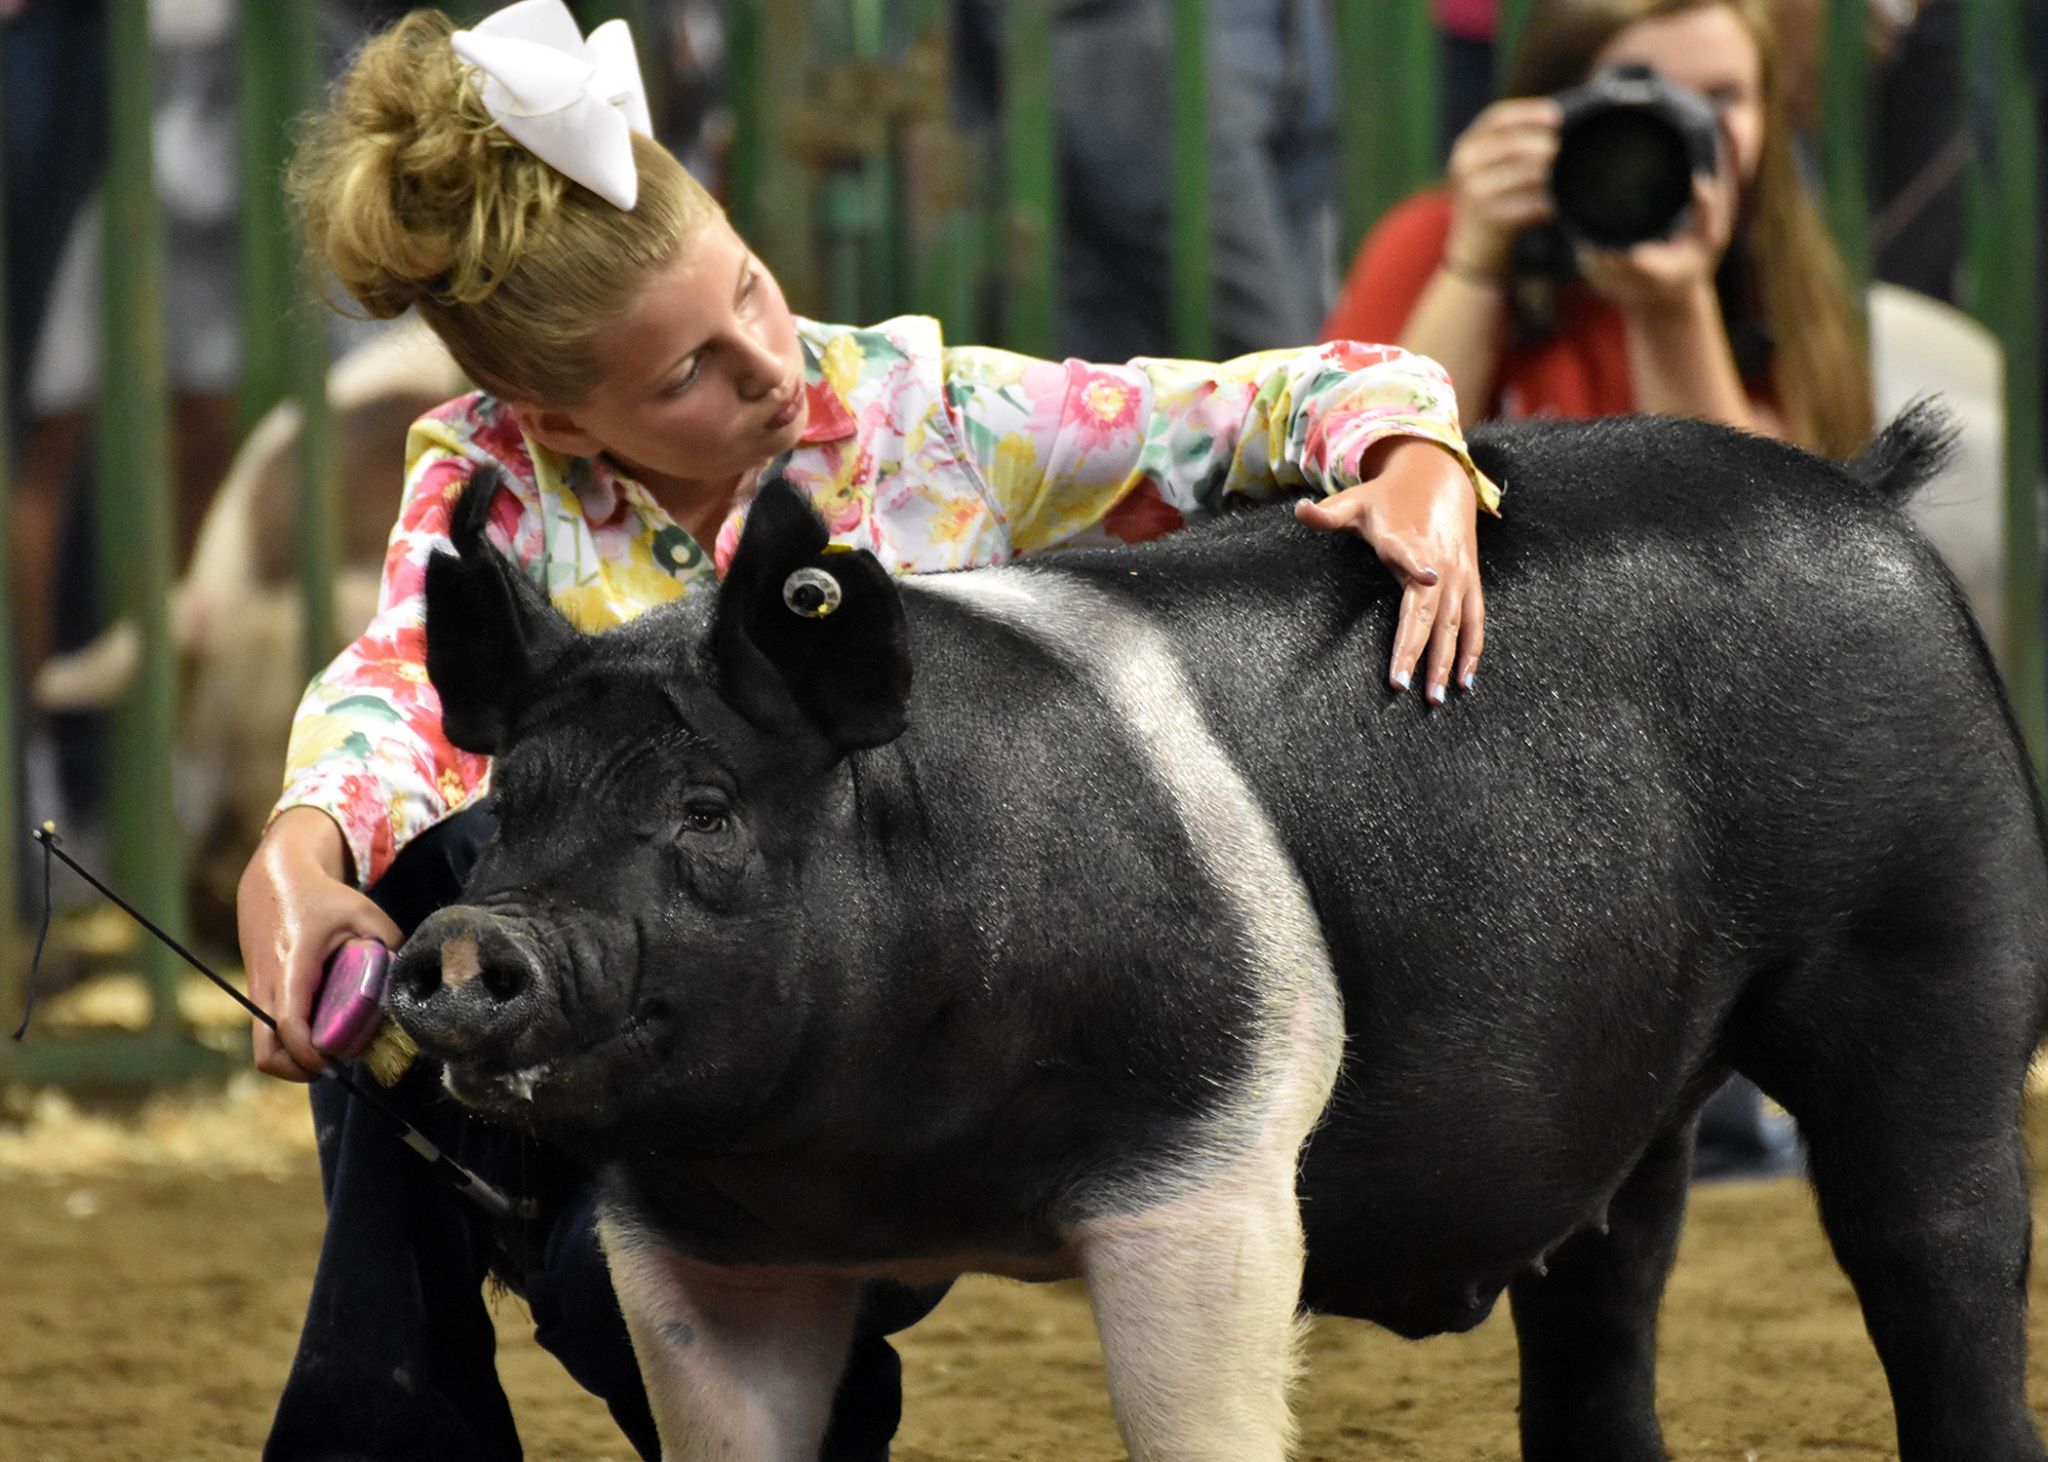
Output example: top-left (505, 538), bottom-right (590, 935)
top-left (1293, 437), bottom-right (1485, 703)
top-left (238, 806), bottom-right (403, 1082)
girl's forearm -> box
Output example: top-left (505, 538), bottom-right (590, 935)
top-left (261, 804), bottom-right (354, 887)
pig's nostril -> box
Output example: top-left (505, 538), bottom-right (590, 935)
top-left (481, 958), bottom-right (527, 1003)
top-left (392, 947), bottom-right (442, 1006)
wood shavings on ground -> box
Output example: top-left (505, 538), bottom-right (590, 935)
top-left (31, 967), bottom-right (254, 1034)
top-left (0, 1072), bottom-right (315, 1177)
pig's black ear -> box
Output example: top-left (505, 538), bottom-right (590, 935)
top-left (711, 476), bottom-right (910, 755)
top-left (423, 467), bottom-right (577, 755)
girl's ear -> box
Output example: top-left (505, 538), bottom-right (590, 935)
top-left (507, 400), bottom-right (608, 461)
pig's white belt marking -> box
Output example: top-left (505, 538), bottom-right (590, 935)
top-left (911, 571), bottom-right (1346, 1204)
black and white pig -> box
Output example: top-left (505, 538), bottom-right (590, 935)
top-left (388, 406), bottom-right (2048, 1462)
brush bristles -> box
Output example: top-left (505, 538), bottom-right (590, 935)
top-left (361, 1018), bottom-right (419, 1086)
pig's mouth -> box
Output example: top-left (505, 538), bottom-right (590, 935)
top-left (429, 1006), bottom-right (675, 1127)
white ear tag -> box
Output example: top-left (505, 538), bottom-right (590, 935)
top-left (783, 566), bottom-right (843, 619)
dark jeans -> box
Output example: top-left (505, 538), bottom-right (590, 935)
top-left (264, 806), bottom-right (938, 1461)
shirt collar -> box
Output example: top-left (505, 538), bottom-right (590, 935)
top-left (796, 335), bottom-right (857, 444)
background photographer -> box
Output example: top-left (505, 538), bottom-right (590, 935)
top-left (1324, 0), bottom-right (1872, 459)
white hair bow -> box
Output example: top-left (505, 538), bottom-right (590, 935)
top-left (451, 0), bottom-right (655, 211)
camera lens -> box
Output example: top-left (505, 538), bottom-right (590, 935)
top-left (1554, 109), bottom-right (1697, 248)
top-left (1550, 65), bottom-right (1720, 251)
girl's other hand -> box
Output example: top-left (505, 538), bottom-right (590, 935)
top-left (1444, 97), bottom-right (1563, 281)
top-left (1294, 438), bottom-right (1485, 703)
top-left (238, 807), bottom-right (403, 1082)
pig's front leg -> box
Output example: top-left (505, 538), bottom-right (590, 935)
top-left (1075, 1144), bottom-right (1310, 1462)
top-left (597, 1217), bottom-right (861, 1461)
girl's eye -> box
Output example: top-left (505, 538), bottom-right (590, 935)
top-left (663, 358), bottom-right (701, 398)
top-left (681, 802), bottom-right (728, 836)
top-left (738, 272), bottom-right (759, 312)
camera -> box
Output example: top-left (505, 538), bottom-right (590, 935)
top-left (1550, 63), bottom-right (1721, 250)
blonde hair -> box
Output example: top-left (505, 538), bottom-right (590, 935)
top-left (290, 9), bottom-right (720, 405)
top-left (1508, 0), bottom-right (1873, 456)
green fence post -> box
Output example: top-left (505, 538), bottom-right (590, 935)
top-left (1496, 0), bottom-right (1536, 88)
top-left (812, 0), bottom-right (893, 324)
top-left (237, 5), bottom-right (291, 437)
top-left (902, 0), bottom-right (981, 341)
top-left (1002, 0), bottom-right (1057, 355)
top-left (0, 52), bottom-right (19, 1050)
top-left (1336, 0), bottom-right (1439, 266)
top-left (1963, 0), bottom-right (2045, 776)
top-left (1169, 0), bottom-right (1214, 359)
top-left (98, 0), bottom-right (186, 1035)
top-left (731, 0), bottom-right (820, 314)
top-left (287, 6), bottom-right (337, 677)
top-left (1820, 0), bottom-right (1872, 300)
top-left (241, 2), bottom-right (339, 684)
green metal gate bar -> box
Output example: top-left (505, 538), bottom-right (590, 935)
top-left (1963, 0), bottom-right (2045, 776)
top-left (0, 55), bottom-right (20, 1041)
top-left (1336, 0), bottom-right (1438, 268)
top-left (1495, 0), bottom-right (1536, 88)
top-left (97, 0), bottom-right (184, 1027)
top-left (20, 0), bottom-right (234, 1087)
top-left (1002, 0), bottom-right (1057, 356)
top-left (902, 0), bottom-right (982, 343)
top-left (240, 2), bottom-right (341, 680)
top-left (1169, 0), bottom-right (1214, 359)
top-left (1821, 0), bottom-right (1873, 299)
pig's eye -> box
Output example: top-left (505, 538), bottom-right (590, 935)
top-left (680, 800), bottom-right (730, 836)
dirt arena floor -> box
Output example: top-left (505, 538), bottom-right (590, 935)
top-left (5, 1045), bottom-right (2048, 1460)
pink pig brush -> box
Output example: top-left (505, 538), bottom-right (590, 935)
top-left (311, 937), bottom-right (419, 1085)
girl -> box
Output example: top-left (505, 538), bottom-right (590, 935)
top-left (240, 3), bottom-right (1497, 1455)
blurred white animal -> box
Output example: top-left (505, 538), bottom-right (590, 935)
top-left (1867, 281), bottom-right (2008, 656)
top-left (37, 322), bottom-right (464, 927)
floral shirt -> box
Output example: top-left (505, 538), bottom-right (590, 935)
top-left (277, 314), bottom-right (1499, 889)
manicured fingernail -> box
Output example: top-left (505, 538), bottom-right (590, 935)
top-left (1460, 670), bottom-right (1476, 692)
top-left (1391, 670), bottom-right (1411, 692)
top-left (1427, 681), bottom-right (1446, 706)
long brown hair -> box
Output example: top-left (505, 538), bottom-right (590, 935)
top-left (1507, 0), bottom-right (1872, 455)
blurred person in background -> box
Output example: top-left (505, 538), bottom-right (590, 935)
top-left (955, 0), bottom-right (1339, 359)
top-left (1324, 0), bottom-right (1873, 460)
top-left (1325, 0), bottom-right (1873, 1181)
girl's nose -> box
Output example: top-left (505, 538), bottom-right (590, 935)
top-left (733, 329), bottom-right (784, 400)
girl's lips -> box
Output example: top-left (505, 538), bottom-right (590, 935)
top-left (767, 388), bottom-right (802, 431)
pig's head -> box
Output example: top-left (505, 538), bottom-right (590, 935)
top-left (385, 468), bottom-right (911, 1144)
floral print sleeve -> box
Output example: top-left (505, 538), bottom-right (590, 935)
top-left (938, 340), bottom-right (1500, 554)
top-left (271, 445), bottom-right (505, 888)
top-left (271, 395), bottom-right (704, 889)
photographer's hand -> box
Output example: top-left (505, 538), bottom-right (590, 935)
top-left (1576, 158), bottom-right (1737, 312)
top-left (1580, 155), bottom-right (1763, 437)
top-left (1443, 97), bottom-right (1562, 281)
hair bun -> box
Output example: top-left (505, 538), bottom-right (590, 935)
top-left (291, 11), bottom-right (564, 318)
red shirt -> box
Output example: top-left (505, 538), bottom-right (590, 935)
top-left (1434, 0), bottom-right (1496, 41)
top-left (1321, 190), bottom-right (1636, 423)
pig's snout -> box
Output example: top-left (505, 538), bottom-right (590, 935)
top-left (388, 907), bottom-right (541, 1059)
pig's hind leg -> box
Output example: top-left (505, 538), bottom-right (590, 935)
top-left (1504, 1121), bottom-right (1693, 1462)
top-left (1740, 931), bottom-right (2048, 1461)
top-left (597, 1215), bottom-right (861, 1462)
